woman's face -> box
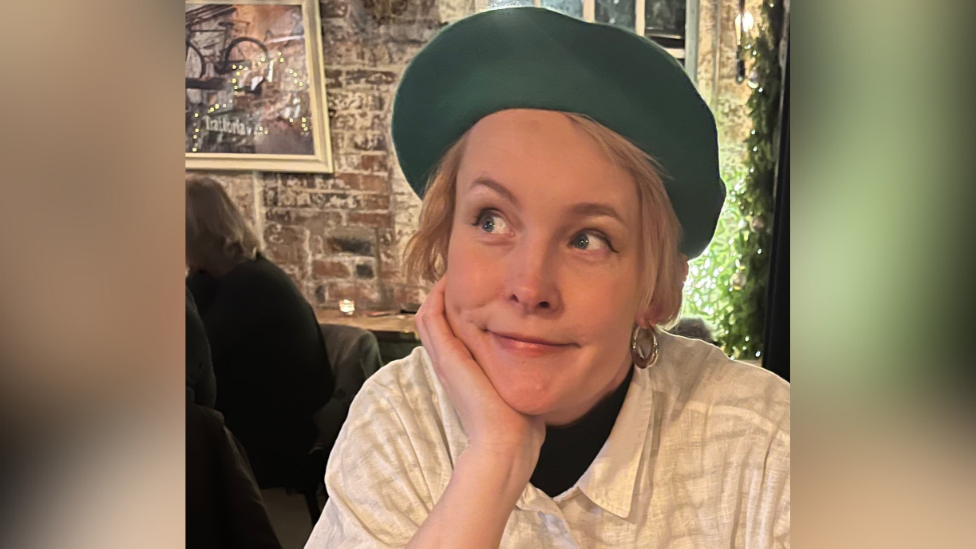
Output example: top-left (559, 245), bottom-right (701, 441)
top-left (444, 109), bottom-right (648, 426)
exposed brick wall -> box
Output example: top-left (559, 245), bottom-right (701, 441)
top-left (187, 0), bottom-right (741, 313)
top-left (187, 0), bottom-right (469, 311)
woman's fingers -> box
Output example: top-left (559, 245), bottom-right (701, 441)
top-left (423, 279), bottom-right (475, 363)
top-left (413, 277), bottom-right (545, 462)
top-left (415, 278), bottom-right (491, 402)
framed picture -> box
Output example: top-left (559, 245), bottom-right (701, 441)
top-left (185, 0), bottom-right (334, 173)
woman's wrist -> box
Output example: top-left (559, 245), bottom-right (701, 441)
top-left (405, 444), bottom-right (533, 549)
top-left (459, 442), bottom-right (537, 504)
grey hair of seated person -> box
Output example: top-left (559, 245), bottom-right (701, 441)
top-left (186, 175), bottom-right (262, 277)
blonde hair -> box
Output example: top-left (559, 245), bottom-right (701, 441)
top-left (404, 112), bottom-right (685, 327)
top-left (186, 175), bottom-right (262, 277)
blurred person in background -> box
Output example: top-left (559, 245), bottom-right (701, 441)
top-left (186, 286), bottom-right (216, 407)
top-left (185, 176), bottom-right (334, 488)
top-left (307, 8), bottom-right (789, 549)
top-left (186, 400), bottom-right (283, 549)
top-left (666, 316), bottom-right (718, 347)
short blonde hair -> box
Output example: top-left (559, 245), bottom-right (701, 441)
top-left (404, 112), bottom-right (685, 327)
top-left (186, 175), bottom-right (262, 277)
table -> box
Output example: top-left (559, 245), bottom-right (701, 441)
top-left (316, 309), bottom-right (420, 364)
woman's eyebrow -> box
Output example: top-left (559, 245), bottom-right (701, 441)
top-left (469, 177), bottom-right (520, 208)
top-left (569, 202), bottom-right (626, 225)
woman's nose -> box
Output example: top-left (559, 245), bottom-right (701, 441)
top-left (505, 241), bottom-right (562, 314)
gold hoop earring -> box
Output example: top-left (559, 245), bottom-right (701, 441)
top-left (631, 324), bottom-right (659, 369)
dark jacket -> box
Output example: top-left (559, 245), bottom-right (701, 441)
top-left (187, 254), bottom-right (334, 487)
top-left (186, 403), bottom-right (282, 549)
top-left (186, 287), bottom-right (217, 407)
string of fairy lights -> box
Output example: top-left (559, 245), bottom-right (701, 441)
top-left (680, 0), bottom-right (783, 361)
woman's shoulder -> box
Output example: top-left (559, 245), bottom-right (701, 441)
top-left (348, 346), bottom-right (450, 433)
top-left (216, 255), bottom-right (309, 307)
top-left (360, 346), bottom-right (437, 401)
top-left (329, 346), bottom-right (459, 492)
top-left (222, 254), bottom-right (290, 287)
top-left (653, 332), bottom-right (790, 435)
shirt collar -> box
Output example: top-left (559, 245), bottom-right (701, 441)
top-left (573, 364), bottom-right (654, 519)
top-left (513, 364), bottom-right (656, 519)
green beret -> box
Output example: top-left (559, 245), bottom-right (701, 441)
top-left (392, 7), bottom-right (726, 258)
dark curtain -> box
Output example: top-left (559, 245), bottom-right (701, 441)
top-left (762, 45), bottom-right (789, 382)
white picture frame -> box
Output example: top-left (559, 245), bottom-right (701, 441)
top-left (185, 0), bottom-right (334, 173)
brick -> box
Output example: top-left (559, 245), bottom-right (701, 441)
top-left (324, 68), bottom-right (343, 89)
top-left (330, 112), bottom-right (388, 132)
top-left (354, 112), bottom-right (386, 131)
top-left (333, 174), bottom-right (389, 192)
top-left (381, 268), bottom-right (402, 283)
top-left (324, 42), bottom-right (365, 66)
top-left (321, 20), bottom-right (355, 46)
top-left (330, 113), bottom-right (357, 130)
top-left (360, 154), bottom-right (389, 173)
top-left (378, 229), bottom-right (396, 246)
top-left (356, 263), bottom-right (375, 279)
top-left (263, 187), bottom-right (278, 207)
top-left (345, 69), bottom-right (398, 86)
top-left (358, 193), bottom-right (391, 210)
top-left (308, 192), bottom-right (355, 210)
top-left (313, 260), bottom-right (351, 278)
top-left (347, 211), bottom-right (393, 229)
top-left (265, 209), bottom-right (343, 232)
top-left (279, 265), bottom-right (306, 287)
top-left (310, 235), bottom-right (325, 257)
top-left (332, 153), bottom-right (389, 174)
top-left (333, 154), bottom-right (364, 173)
top-left (266, 187), bottom-right (317, 208)
top-left (380, 42), bottom-right (423, 65)
top-left (329, 131), bottom-right (347, 151)
top-left (327, 89), bottom-right (386, 111)
top-left (367, 113), bottom-right (388, 131)
top-left (326, 236), bottom-right (374, 256)
top-left (282, 173), bottom-right (318, 188)
top-left (350, 133), bottom-right (387, 151)
top-left (263, 223), bottom-right (308, 266)
top-left (379, 246), bottom-right (400, 275)
top-left (321, 0), bottom-right (348, 18)
top-left (383, 20), bottom-right (440, 44)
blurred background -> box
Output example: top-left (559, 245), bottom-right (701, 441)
top-left (0, 0), bottom-right (974, 547)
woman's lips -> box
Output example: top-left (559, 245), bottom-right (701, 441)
top-left (488, 330), bottom-right (575, 357)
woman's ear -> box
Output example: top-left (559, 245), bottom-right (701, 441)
top-left (634, 308), bottom-right (652, 330)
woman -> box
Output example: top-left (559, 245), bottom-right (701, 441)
top-left (308, 7), bottom-right (789, 549)
top-left (186, 176), bottom-right (334, 488)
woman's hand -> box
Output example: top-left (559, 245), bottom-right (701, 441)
top-left (415, 278), bottom-right (545, 476)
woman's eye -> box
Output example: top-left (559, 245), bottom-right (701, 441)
top-left (572, 232), bottom-right (610, 251)
top-left (478, 212), bottom-right (511, 235)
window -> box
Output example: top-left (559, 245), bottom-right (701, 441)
top-left (484, 0), bottom-right (698, 81)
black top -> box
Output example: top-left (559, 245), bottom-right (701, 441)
top-left (530, 367), bottom-right (634, 498)
top-left (187, 254), bottom-right (334, 487)
top-left (186, 403), bottom-right (282, 549)
top-left (186, 287), bottom-right (216, 408)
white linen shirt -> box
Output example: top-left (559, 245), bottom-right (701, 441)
top-left (306, 332), bottom-right (790, 549)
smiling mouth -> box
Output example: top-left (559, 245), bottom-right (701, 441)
top-left (488, 330), bottom-right (575, 356)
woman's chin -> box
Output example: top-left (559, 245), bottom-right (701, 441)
top-left (489, 373), bottom-right (563, 417)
